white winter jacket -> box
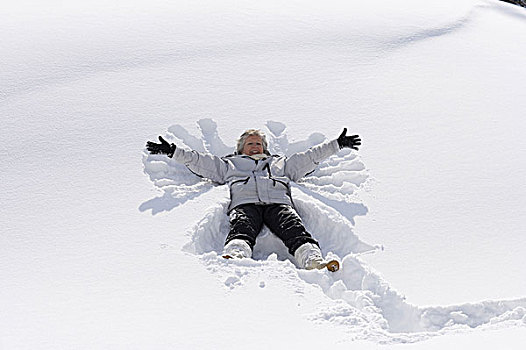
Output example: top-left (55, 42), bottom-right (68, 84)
top-left (171, 139), bottom-right (340, 211)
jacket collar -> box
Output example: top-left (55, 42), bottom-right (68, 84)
top-left (248, 153), bottom-right (269, 161)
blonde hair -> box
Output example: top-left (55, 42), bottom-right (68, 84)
top-left (236, 129), bottom-right (269, 155)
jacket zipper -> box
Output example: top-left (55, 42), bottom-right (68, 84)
top-left (253, 171), bottom-right (262, 202)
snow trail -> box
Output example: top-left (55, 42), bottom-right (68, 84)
top-left (143, 119), bottom-right (526, 343)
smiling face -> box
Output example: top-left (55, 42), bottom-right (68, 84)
top-left (242, 135), bottom-right (264, 156)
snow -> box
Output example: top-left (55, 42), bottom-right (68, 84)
top-left (1, 0), bottom-right (526, 348)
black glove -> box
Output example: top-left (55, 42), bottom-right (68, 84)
top-left (337, 128), bottom-right (361, 150)
top-left (146, 136), bottom-right (176, 157)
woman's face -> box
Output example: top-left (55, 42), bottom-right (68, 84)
top-left (242, 135), bottom-right (264, 155)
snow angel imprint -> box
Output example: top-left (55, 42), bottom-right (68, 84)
top-left (145, 121), bottom-right (362, 272)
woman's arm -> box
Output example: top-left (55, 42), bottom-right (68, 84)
top-left (283, 129), bottom-right (361, 181)
top-left (284, 139), bottom-right (340, 181)
top-left (146, 136), bottom-right (228, 184)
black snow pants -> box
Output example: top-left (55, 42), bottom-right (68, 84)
top-left (225, 203), bottom-right (319, 255)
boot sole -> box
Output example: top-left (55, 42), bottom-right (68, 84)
top-left (325, 259), bottom-right (340, 272)
top-left (306, 259), bottom-right (340, 272)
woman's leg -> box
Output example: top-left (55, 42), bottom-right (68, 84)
top-left (225, 204), bottom-right (265, 253)
top-left (262, 204), bottom-right (319, 256)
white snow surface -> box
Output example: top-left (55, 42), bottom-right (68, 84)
top-left (1, 0), bottom-right (526, 348)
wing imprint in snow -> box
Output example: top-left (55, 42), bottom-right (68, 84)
top-left (140, 118), bottom-right (233, 214)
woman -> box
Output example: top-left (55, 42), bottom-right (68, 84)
top-left (146, 128), bottom-right (361, 271)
